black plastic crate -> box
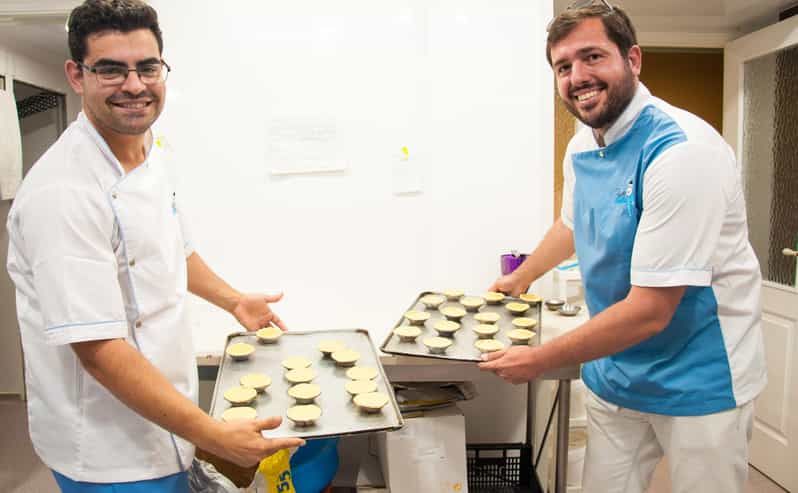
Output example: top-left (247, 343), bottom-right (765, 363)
top-left (467, 443), bottom-right (544, 493)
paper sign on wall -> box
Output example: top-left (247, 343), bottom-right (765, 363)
top-left (267, 118), bottom-right (347, 176)
top-left (392, 145), bottom-right (422, 195)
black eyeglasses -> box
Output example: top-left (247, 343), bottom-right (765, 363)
top-left (547, 0), bottom-right (614, 31)
top-left (78, 60), bottom-right (171, 86)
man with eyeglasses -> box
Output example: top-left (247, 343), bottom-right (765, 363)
top-left (481, 2), bottom-right (765, 492)
top-left (6, 1), bottom-right (303, 491)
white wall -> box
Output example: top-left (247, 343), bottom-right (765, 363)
top-left (149, 0), bottom-right (555, 355)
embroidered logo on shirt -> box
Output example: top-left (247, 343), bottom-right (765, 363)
top-left (614, 179), bottom-right (635, 216)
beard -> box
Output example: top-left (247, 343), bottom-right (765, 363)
top-left (562, 66), bottom-right (637, 131)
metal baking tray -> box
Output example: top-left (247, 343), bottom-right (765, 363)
top-left (209, 329), bottom-right (403, 439)
top-left (380, 291), bottom-right (543, 362)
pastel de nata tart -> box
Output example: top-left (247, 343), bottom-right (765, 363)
top-left (332, 349), bottom-right (360, 367)
top-left (443, 289), bottom-right (464, 301)
top-left (474, 312), bottom-right (500, 324)
top-left (345, 379), bottom-right (378, 398)
top-left (420, 294), bottom-right (446, 309)
top-left (346, 366), bottom-right (379, 381)
top-left (282, 356), bottom-right (312, 371)
top-left (460, 296), bottom-right (485, 312)
top-left (404, 310), bottom-right (431, 326)
top-left (226, 342), bottom-right (255, 361)
top-left (239, 373), bottom-right (271, 392)
top-left (353, 391), bottom-right (389, 413)
top-left (255, 326), bottom-right (282, 344)
top-left (474, 339), bottom-right (505, 354)
top-left (519, 293), bottom-right (543, 304)
top-left (484, 292), bottom-right (506, 304)
top-left (506, 302), bottom-right (531, 315)
top-left (318, 340), bottom-right (347, 357)
top-left (221, 406), bottom-right (257, 422)
top-left (286, 404), bottom-right (322, 426)
top-left (285, 367), bottom-right (317, 384)
top-left (511, 317), bottom-right (538, 330)
top-left (473, 323), bottom-right (500, 339)
top-left (224, 386), bottom-right (257, 406)
top-left (423, 336), bottom-right (453, 354)
top-left (393, 325), bottom-right (422, 342)
top-left (440, 306), bottom-right (467, 321)
top-left (433, 320), bottom-right (461, 337)
top-left (508, 329), bottom-right (535, 345)
top-left (288, 383), bottom-right (321, 404)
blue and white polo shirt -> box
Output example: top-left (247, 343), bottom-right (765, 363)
top-left (561, 83), bottom-right (767, 416)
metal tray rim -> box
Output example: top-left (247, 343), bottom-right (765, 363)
top-left (211, 328), bottom-right (404, 440)
top-left (380, 291), bottom-right (543, 362)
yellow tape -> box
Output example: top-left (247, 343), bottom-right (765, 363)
top-left (258, 449), bottom-right (296, 493)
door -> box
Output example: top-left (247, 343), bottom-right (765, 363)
top-left (724, 15), bottom-right (798, 492)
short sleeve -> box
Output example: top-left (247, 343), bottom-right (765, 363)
top-left (18, 185), bottom-right (128, 345)
top-left (631, 142), bottom-right (731, 287)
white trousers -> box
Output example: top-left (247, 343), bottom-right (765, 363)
top-left (581, 389), bottom-right (754, 493)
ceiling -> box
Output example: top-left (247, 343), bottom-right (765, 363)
top-left (0, 0), bottom-right (796, 67)
top-left (0, 15), bottom-right (70, 65)
top-left (0, 0), bottom-right (77, 65)
top-left (555, 0), bottom-right (797, 34)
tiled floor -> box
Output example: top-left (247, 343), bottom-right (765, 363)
top-left (0, 396), bottom-right (789, 492)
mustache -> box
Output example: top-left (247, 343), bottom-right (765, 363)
top-left (107, 92), bottom-right (157, 103)
top-left (569, 83), bottom-right (606, 98)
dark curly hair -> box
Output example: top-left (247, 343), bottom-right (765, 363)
top-left (546, 4), bottom-right (637, 65)
top-left (67, 0), bottom-right (163, 62)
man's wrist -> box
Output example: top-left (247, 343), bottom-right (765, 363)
top-left (222, 290), bottom-right (242, 314)
top-left (510, 269), bottom-right (532, 290)
top-left (192, 416), bottom-right (225, 454)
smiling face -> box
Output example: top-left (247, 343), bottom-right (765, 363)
top-left (66, 28), bottom-right (165, 138)
top-left (550, 17), bottom-right (641, 134)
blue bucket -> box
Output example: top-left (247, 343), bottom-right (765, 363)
top-left (289, 437), bottom-right (339, 493)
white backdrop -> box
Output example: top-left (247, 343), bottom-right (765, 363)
top-left (150, 0), bottom-right (554, 354)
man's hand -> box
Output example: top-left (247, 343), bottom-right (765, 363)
top-left (488, 272), bottom-right (530, 298)
top-left (232, 293), bottom-right (287, 331)
top-left (204, 417), bottom-right (305, 467)
top-left (478, 346), bottom-right (543, 384)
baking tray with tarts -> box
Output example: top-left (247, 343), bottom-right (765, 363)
top-left (210, 328), bottom-right (403, 439)
top-left (380, 291), bottom-right (543, 362)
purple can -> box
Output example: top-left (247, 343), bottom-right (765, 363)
top-left (501, 252), bottom-right (528, 275)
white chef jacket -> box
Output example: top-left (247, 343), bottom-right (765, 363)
top-left (6, 112), bottom-right (198, 482)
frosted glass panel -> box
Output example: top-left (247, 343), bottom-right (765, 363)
top-left (742, 45), bottom-right (798, 287)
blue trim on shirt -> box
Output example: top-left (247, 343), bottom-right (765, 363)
top-left (45, 320), bottom-right (125, 332)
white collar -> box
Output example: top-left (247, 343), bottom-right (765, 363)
top-left (596, 82), bottom-right (652, 147)
top-left (77, 111), bottom-right (155, 176)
